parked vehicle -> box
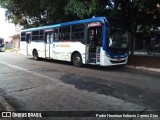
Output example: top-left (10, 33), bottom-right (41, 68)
top-left (20, 17), bottom-right (129, 67)
top-left (0, 38), bottom-right (5, 52)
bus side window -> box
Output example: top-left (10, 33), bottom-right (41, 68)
top-left (50, 32), bottom-right (53, 43)
top-left (46, 34), bottom-right (50, 44)
top-left (21, 32), bottom-right (26, 41)
top-left (97, 27), bottom-right (102, 46)
top-left (59, 26), bottom-right (70, 41)
top-left (39, 30), bottom-right (44, 41)
top-left (54, 28), bottom-right (59, 41)
top-left (45, 32), bottom-right (53, 44)
top-left (32, 31), bottom-right (39, 41)
top-left (71, 24), bottom-right (84, 41)
top-left (26, 34), bottom-right (31, 44)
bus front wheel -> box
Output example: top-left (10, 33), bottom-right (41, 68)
top-left (72, 53), bottom-right (82, 67)
top-left (33, 50), bottom-right (39, 60)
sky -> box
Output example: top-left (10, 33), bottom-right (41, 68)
top-left (0, 8), bottom-right (15, 38)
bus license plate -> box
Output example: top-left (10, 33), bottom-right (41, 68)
top-left (117, 58), bottom-right (121, 61)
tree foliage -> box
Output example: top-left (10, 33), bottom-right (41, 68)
top-left (0, 0), bottom-right (159, 29)
top-left (65, 0), bottom-right (106, 19)
top-left (106, 0), bottom-right (160, 54)
top-left (110, 0), bottom-right (159, 30)
top-left (0, 0), bottom-right (70, 28)
top-left (0, 0), bottom-right (159, 54)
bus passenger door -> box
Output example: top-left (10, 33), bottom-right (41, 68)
top-left (45, 31), bottom-right (53, 58)
top-left (88, 22), bottom-right (102, 64)
top-left (26, 33), bottom-right (32, 55)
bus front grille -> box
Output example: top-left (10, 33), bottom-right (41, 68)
top-left (110, 59), bottom-right (126, 64)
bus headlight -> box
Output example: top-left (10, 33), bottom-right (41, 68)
top-left (124, 53), bottom-right (128, 57)
top-left (105, 52), bottom-right (111, 58)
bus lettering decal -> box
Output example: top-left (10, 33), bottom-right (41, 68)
top-left (88, 22), bottom-right (102, 27)
top-left (60, 44), bottom-right (70, 47)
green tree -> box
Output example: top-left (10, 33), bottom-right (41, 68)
top-left (0, 0), bottom-right (69, 28)
top-left (65, 0), bottom-right (159, 55)
top-left (105, 0), bottom-right (160, 55)
top-left (65, 0), bottom-right (106, 19)
top-left (0, 0), bottom-right (159, 55)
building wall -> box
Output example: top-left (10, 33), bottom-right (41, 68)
top-left (10, 34), bottom-right (20, 51)
top-left (5, 42), bottom-right (13, 49)
top-left (135, 31), bottom-right (160, 50)
top-left (13, 36), bottom-right (20, 49)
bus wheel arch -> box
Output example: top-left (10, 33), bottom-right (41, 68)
top-left (71, 52), bottom-right (83, 67)
top-left (33, 49), bottom-right (39, 60)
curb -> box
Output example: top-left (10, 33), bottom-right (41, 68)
top-left (0, 96), bottom-right (15, 112)
top-left (0, 96), bottom-right (24, 120)
top-left (0, 96), bottom-right (14, 120)
top-left (0, 96), bottom-right (23, 120)
top-left (126, 65), bottom-right (160, 73)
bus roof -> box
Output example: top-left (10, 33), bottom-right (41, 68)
top-left (21, 17), bottom-right (108, 32)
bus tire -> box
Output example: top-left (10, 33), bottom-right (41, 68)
top-left (72, 53), bottom-right (82, 67)
top-left (33, 50), bottom-right (39, 60)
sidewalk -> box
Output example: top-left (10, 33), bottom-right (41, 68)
top-left (126, 65), bottom-right (160, 73)
top-left (0, 102), bottom-right (5, 111)
top-left (5, 48), bottom-right (20, 54)
top-left (133, 50), bottom-right (160, 57)
top-left (128, 50), bottom-right (160, 71)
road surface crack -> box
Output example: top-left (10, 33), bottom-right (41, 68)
top-left (6, 86), bottom-right (41, 93)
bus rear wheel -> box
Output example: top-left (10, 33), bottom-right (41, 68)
top-left (72, 53), bottom-right (82, 67)
top-left (33, 50), bottom-right (39, 60)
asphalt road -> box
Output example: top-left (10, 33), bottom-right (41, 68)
top-left (0, 52), bottom-right (160, 120)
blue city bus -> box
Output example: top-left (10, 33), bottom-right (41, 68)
top-left (0, 38), bottom-right (5, 52)
top-left (20, 17), bottom-right (128, 67)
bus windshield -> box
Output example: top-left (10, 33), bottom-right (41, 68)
top-left (107, 19), bottom-right (128, 53)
